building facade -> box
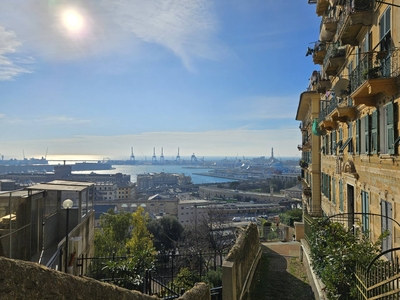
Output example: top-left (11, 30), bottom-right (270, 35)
top-left (300, 0), bottom-right (400, 252)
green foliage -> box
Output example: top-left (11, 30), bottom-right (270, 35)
top-left (171, 267), bottom-right (200, 292)
top-left (309, 219), bottom-right (386, 299)
top-left (279, 208), bottom-right (302, 226)
top-left (126, 206), bottom-right (156, 260)
top-left (94, 210), bottom-right (133, 256)
top-left (203, 267), bottom-right (222, 288)
top-left (94, 207), bottom-right (156, 292)
top-left (147, 215), bottom-right (184, 251)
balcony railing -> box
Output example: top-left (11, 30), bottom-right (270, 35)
top-left (312, 42), bottom-right (327, 65)
top-left (350, 48), bottom-right (400, 105)
top-left (323, 43), bottom-right (347, 76)
top-left (318, 93), bottom-right (355, 125)
top-left (336, 0), bottom-right (372, 46)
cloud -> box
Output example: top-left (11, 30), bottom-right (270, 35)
top-left (101, 0), bottom-right (223, 71)
top-left (36, 116), bottom-right (91, 124)
top-left (0, 26), bottom-right (32, 80)
top-left (218, 95), bottom-right (298, 125)
top-left (0, 0), bottom-right (226, 71)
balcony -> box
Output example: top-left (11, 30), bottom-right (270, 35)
top-left (319, 7), bottom-right (339, 42)
top-left (316, 0), bottom-right (330, 16)
top-left (322, 43), bottom-right (347, 76)
top-left (312, 42), bottom-right (327, 65)
top-left (318, 93), bottom-right (356, 126)
top-left (336, 0), bottom-right (373, 46)
top-left (350, 48), bottom-right (400, 106)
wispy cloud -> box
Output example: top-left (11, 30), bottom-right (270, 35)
top-left (0, 26), bottom-right (32, 80)
top-left (101, 0), bottom-right (223, 71)
top-left (0, 0), bottom-right (226, 71)
top-left (35, 116), bottom-right (91, 124)
top-left (222, 95), bottom-right (298, 122)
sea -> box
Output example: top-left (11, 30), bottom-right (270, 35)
top-left (72, 164), bottom-right (234, 185)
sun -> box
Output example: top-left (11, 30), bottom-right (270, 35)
top-left (62, 9), bottom-right (83, 32)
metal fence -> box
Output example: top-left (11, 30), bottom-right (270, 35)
top-left (77, 251), bottom-right (224, 299)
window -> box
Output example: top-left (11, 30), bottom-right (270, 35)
top-left (381, 199), bottom-right (392, 256)
top-left (339, 132), bottom-right (352, 154)
top-left (379, 7), bottom-right (391, 52)
top-left (376, 102), bottom-right (396, 154)
top-left (361, 191), bottom-right (369, 234)
top-left (331, 130), bottom-right (337, 155)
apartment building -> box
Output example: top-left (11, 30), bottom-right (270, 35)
top-left (94, 182), bottom-right (117, 201)
top-left (299, 0), bottom-right (400, 253)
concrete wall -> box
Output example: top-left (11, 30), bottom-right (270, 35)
top-left (300, 239), bottom-right (327, 300)
top-left (0, 257), bottom-right (212, 300)
top-left (222, 223), bottom-right (261, 300)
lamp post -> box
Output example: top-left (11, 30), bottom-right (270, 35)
top-left (63, 199), bottom-right (73, 273)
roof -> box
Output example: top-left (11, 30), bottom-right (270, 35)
top-left (295, 90), bottom-right (319, 121)
top-left (0, 189), bottom-right (44, 199)
top-left (27, 180), bottom-right (94, 192)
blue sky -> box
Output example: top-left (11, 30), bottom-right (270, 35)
top-left (0, 0), bottom-right (320, 160)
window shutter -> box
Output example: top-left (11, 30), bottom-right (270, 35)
top-left (387, 101), bottom-right (395, 154)
top-left (339, 180), bottom-right (343, 212)
top-left (356, 119), bottom-right (360, 154)
top-left (365, 114), bottom-right (370, 154)
top-left (371, 110), bottom-right (378, 154)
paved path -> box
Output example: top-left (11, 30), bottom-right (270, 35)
top-left (259, 241), bottom-right (315, 300)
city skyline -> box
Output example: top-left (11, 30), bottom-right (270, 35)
top-left (0, 1), bottom-right (319, 159)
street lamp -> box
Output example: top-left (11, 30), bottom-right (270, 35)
top-left (63, 199), bottom-right (73, 273)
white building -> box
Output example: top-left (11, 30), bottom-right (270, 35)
top-left (178, 200), bottom-right (209, 225)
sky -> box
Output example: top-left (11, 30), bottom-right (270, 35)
top-left (0, 0), bottom-right (320, 161)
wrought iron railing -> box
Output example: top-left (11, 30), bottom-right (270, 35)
top-left (323, 42), bottom-right (346, 73)
top-left (318, 94), bottom-right (353, 123)
top-left (77, 251), bottom-right (226, 299)
top-left (350, 48), bottom-right (400, 93)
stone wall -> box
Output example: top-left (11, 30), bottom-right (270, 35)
top-left (0, 257), bottom-right (211, 300)
top-left (222, 223), bottom-right (261, 300)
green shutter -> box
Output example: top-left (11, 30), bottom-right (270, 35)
top-left (356, 119), bottom-right (360, 154)
top-left (365, 115), bottom-right (370, 154)
top-left (339, 180), bottom-right (343, 212)
top-left (371, 110), bottom-right (378, 154)
top-left (387, 101), bottom-right (395, 154)
top-left (332, 177), bottom-right (336, 205)
top-left (328, 175), bottom-right (331, 201)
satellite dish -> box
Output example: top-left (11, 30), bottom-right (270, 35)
top-left (332, 78), bottom-right (349, 97)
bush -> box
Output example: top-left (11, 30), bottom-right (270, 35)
top-left (309, 218), bottom-right (386, 299)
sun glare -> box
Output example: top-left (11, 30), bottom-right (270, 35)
top-left (62, 9), bottom-right (83, 32)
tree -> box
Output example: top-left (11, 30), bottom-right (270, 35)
top-left (279, 208), bottom-right (302, 226)
top-left (147, 215), bottom-right (184, 252)
top-left (94, 210), bottom-right (132, 257)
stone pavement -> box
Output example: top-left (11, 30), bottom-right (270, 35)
top-left (261, 241), bottom-right (301, 257)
